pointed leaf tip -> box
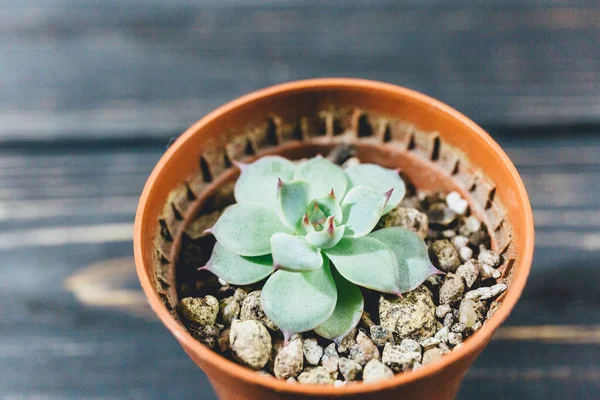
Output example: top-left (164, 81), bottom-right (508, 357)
top-left (329, 188), bottom-right (335, 198)
top-left (277, 177), bottom-right (283, 189)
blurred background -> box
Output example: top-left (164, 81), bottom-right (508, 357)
top-left (1, 0), bottom-right (599, 399)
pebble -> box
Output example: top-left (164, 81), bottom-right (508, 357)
top-left (286, 377), bottom-right (297, 384)
top-left (439, 274), bottom-right (465, 306)
top-left (458, 246), bottom-right (473, 263)
top-left (303, 338), bottom-right (324, 366)
top-left (456, 259), bottom-right (480, 289)
top-left (442, 229), bottom-right (456, 238)
top-left (297, 367), bottom-right (335, 385)
top-left (443, 312), bottom-right (456, 327)
top-left (400, 338), bottom-right (421, 353)
top-left (434, 327), bottom-right (449, 343)
top-left (422, 348), bottom-right (447, 365)
top-left (370, 325), bottom-right (393, 346)
top-left (337, 328), bottom-right (357, 354)
top-left (379, 286), bottom-right (437, 341)
top-left (462, 216), bottom-right (481, 234)
top-left (453, 343), bottom-right (464, 351)
top-left (430, 240), bottom-right (461, 272)
top-left (465, 284), bottom-right (508, 301)
top-left (274, 335), bottom-right (304, 379)
top-left (471, 321), bottom-right (483, 331)
top-left (240, 291), bottom-right (277, 330)
top-left (180, 296), bottom-right (219, 326)
top-left (377, 207), bottom-right (429, 239)
top-left (446, 191), bottom-right (469, 215)
top-left (448, 332), bottom-right (463, 346)
top-left (458, 299), bottom-right (479, 328)
top-left (420, 337), bottom-right (441, 350)
top-left (478, 246), bottom-right (500, 268)
top-left (219, 296), bottom-right (240, 325)
top-left (217, 328), bottom-right (231, 352)
top-left (233, 288), bottom-right (248, 302)
top-left (334, 380), bottom-right (346, 387)
top-left (349, 331), bottom-right (380, 366)
top-left (451, 235), bottom-right (469, 250)
top-left (320, 343), bottom-right (339, 375)
top-left (339, 357), bottom-right (363, 381)
top-left (191, 324), bottom-right (220, 349)
top-left (451, 323), bottom-right (465, 333)
top-left (427, 203), bottom-right (457, 228)
top-left (435, 304), bottom-right (452, 319)
top-left (363, 359), bottom-right (394, 383)
top-left (342, 156), bottom-right (361, 169)
top-left (381, 343), bottom-right (422, 372)
top-left (229, 320), bottom-right (272, 370)
top-left (487, 301), bottom-right (501, 319)
top-left (481, 263), bottom-right (501, 279)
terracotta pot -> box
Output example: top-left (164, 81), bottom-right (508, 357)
top-left (134, 78), bottom-right (534, 399)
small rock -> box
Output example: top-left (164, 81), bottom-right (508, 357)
top-left (337, 328), bottom-right (357, 354)
top-left (217, 328), bottom-right (231, 352)
top-left (381, 343), bottom-right (421, 372)
top-left (240, 291), bottom-right (277, 330)
top-left (370, 325), bottom-right (394, 346)
top-left (363, 359), bottom-right (394, 383)
top-left (438, 342), bottom-right (451, 352)
top-left (462, 216), bottom-right (481, 234)
top-left (458, 246), bottom-right (473, 263)
top-left (334, 380), bottom-right (346, 387)
top-left (180, 296), bottom-right (219, 326)
top-left (471, 321), bottom-right (483, 331)
top-left (274, 335), bottom-right (304, 379)
top-left (446, 191), bottom-right (469, 215)
top-left (435, 304), bottom-right (452, 319)
top-left (458, 299), bottom-right (479, 328)
top-left (349, 331), bottom-right (380, 366)
top-left (422, 348), bottom-right (447, 365)
top-left (360, 311), bottom-right (376, 329)
top-left (448, 332), bottom-right (462, 346)
top-left (379, 286), bottom-right (437, 341)
top-left (480, 263), bottom-right (501, 279)
top-left (303, 338), bottom-right (323, 366)
top-left (191, 324), bottom-right (220, 349)
top-left (425, 274), bottom-right (444, 289)
top-left (233, 288), bottom-right (248, 302)
top-left (434, 327), bottom-right (449, 343)
top-left (297, 367), bottom-right (335, 385)
top-left (453, 343), bottom-right (464, 351)
top-left (442, 229), bottom-right (456, 238)
top-left (420, 337), bottom-right (441, 350)
top-left (468, 230), bottom-right (490, 248)
top-left (400, 338), bottom-right (422, 354)
top-left (456, 259), bottom-right (480, 289)
top-left (342, 156), bottom-right (361, 169)
top-left (286, 377), bottom-right (297, 384)
top-left (451, 323), bottom-right (465, 333)
top-left (443, 311), bottom-right (456, 327)
top-left (451, 235), bottom-right (469, 250)
top-left (377, 207), bottom-right (429, 239)
top-left (439, 274), bottom-right (465, 306)
top-left (320, 343), bottom-right (339, 375)
top-left (478, 246), bottom-right (500, 268)
top-left (412, 361), bottom-right (423, 371)
top-left (427, 203), bottom-right (457, 228)
top-left (219, 296), bottom-right (240, 325)
top-left (465, 284), bottom-right (507, 301)
top-left (339, 357), bottom-right (363, 381)
top-left (430, 240), bottom-right (461, 273)
top-left (230, 320), bottom-right (272, 370)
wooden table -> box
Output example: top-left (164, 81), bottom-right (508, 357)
top-left (2, 1), bottom-right (599, 399)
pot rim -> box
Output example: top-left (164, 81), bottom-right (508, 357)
top-left (134, 78), bottom-right (534, 395)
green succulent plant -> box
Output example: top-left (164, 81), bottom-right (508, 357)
top-left (203, 155), bottom-right (439, 342)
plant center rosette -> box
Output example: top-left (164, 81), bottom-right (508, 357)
top-left (202, 155), bottom-right (440, 343)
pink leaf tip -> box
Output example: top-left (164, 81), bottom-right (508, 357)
top-left (277, 177), bottom-right (283, 190)
top-left (329, 188), bottom-right (335, 198)
top-left (282, 331), bottom-right (292, 347)
top-left (383, 188), bottom-right (394, 208)
top-left (392, 290), bottom-right (404, 298)
top-left (326, 216), bottom-right (335, 235)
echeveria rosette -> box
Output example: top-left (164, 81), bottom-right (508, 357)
top-left (203, 155), bottom-right (440, 341)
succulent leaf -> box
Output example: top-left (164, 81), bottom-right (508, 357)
top-left (307, 201), bottom-right (327, 225)
top-left (369, 227), bottom-right (440, 293)
top-left (234, 156), bottom-right (296, 207)
top-left (314, 267), bottom-right (364, 341)
top-left (294, 157), bottom-right (349, 200)
top-left (202, 242), bottom-right (274, 285)
top-left (210, 203), bottom-right (288, 256)
top-left (301, 213), bottom-right (315, 234)
top-left (270, 232), bottom-right (323, 271)
top-left (324, 236), bottom-right (400, 294)
top-left (261, 260), bottom-right (337, 335)
top-left (341, 185), bottom-right (390, 238)
top-left (277, 179), bottom-right (311, 230)
top-left (345, 164), bottom-right (406, 214)
top-left (312, 191), bottom-right (343, 224)
top-left (305, 216), bottom-right (345, 249)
